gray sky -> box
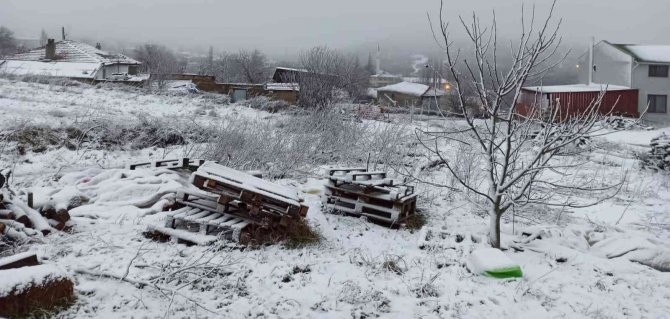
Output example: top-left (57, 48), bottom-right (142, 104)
top-left (3, 0), bottom-right (669, 55)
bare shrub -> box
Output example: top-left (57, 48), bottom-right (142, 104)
top-left (240, 96), bottom-right (290, 113)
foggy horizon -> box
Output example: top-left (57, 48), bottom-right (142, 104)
top-left (3, 0), bottom-right (670, 57)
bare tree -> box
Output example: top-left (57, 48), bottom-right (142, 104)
top-left (133, 44), bottom-right (184, 90)
top-left (0, 26), bottom-right (17, 57)
top-left (295, 46), bottom-right (368, 108)
top-left (210, 49), bottom-right (270, 84)
top-left (415, 1), bottom-right (624, 248)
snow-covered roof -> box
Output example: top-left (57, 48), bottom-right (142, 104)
top-left (265, 82), bottom-right (299, 91)
top-left (610, 43), bottom-right (670, 63)
top-left (403, 76), bottom-right (449, 84)
top-left (0, 60), bottom-right (100, 79)
top-left (275, 67), bottom-right (309, 73)
top-left (5, 40), bottom-right (140, 66)
top-left (376, 82), bottom-right (429, 96)
top-left (371, 71), bottom-right (400, 78)
top-left (522, 83), bottom-right (633, 93)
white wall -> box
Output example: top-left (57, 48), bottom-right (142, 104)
top-left (633, 63), bottom-right (670, 123)
top-left (577, 42), bottom-right (632, 86)
top-left (96, 64), bottom-right (131, 80)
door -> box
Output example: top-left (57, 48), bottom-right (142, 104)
top-left (232, 89), bottom-right (248, 102)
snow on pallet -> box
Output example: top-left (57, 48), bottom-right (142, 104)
top-left (322, 168), bottom-right (417, 225)
top-left (148, 163), bottom-right (309, 245)
top-left (191, 162), bottom-right (308, 218)
top-left (127, 158), bottom-right (207, 171)
top-left (147, 191), bottom-right (253, 245)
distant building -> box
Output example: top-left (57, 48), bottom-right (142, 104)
top-left (576, 41), bottom-right (670, 123)
top-left (369, 71), bottom-right (449, 89)
top-left (376, 82), bottom-right (449, 110)
top-left (515, 84), bottom-right (639, 121)
top-left (0, 39), bottom-right (142, 82)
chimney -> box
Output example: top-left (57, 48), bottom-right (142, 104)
top-left (95, 42), bottom-right (102, 50)
top-left (61, 27), bottom-right (66, 40)
top-left (45, 39), bottom-right (56, 60)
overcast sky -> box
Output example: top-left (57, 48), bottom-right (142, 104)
top-left (2, 0), bottom-right (669, 55)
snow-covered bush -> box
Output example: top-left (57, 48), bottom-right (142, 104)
top-left (602, 116), bottom-right (653, 131)
top-left (202, 107), bottom-right (409, 178)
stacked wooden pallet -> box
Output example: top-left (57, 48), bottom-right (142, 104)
top-left (127, 158), bottom-right (207, 171)
top-left (322, 168), bottom-right (417, 225)
top-left (148, 162), bottom-right (309, 245)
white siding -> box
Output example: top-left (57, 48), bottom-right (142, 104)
top-left (633, 64), bottom-right (670, 123)
top-left (577, 42), bottom-right (633, 86)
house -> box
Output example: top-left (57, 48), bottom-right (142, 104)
top-left (376, 82), bottom-right (449, 110)
top-left (515, 84), bottom-right (639, 120)
top-left (576, 41), bottom-right (670, 123)
top-left (369, 71), bottom-right (450, 89)
top-left (0, 39), bottom-right (142, 82)
top-left (272, 67), bottom-right (309, 83)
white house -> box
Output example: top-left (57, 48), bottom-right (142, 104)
top-left (0, 39), bottom-right (142, 81)
top-left (577, 41), bottom-right (670, 123)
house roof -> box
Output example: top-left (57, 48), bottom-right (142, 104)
top-left (522, 83), bottom-right (633, 93)
top-left (377, 82), bottom-right (430, 96)
top-left (606, 41), bottom-right (670, 63)
top-left (0, 60), bottom-right (100, 79)
top-left (265, 82), bottom-right (299, 91)
top-left (4, 40), bottom-right (140, 65)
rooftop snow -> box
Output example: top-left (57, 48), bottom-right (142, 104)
top-left (265, 82), bottom-right (299, 91)
top-left (614, 44), bottom-right (670, 63)
top-left (5, 40), bottom-right (140, 65)
top-left (376, 82), bottom-right (429, 96)
top-left (522, 83), bottom-right (633, 93)
top-left (0, 60), bottom-right (100, 79)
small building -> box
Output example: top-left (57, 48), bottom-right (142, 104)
top-left (515, 84), bottom-right (639, 120)
top-left (272, 67), bottom-right (309, 83)
top-left (0, 39), bottom-right (142, 82)
top-left (376, 82), bottom-right (449, 110)
top-left (369, 72), bottom-right (450, 89)
top-left (576, 41), bottom-right (670, 123)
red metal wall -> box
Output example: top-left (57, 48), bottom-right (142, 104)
top-left (515, 89), bottom-right (639, 120)
top-left (550, 89), bottom-right (639, 118)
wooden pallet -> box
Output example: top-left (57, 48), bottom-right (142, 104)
top-left (147, 191), bottom-right (254, 245)
top-left (191, 162), bottom-right (308, 218)
top-left (127, 158), bottom-right (206, 171)
top-left (322, 168), bottom-right (417, 225)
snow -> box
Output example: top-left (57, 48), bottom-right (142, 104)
top-left (523, 83), bottom-right (632, 93)
top-left (376, 81), bottom-right (429, 96)
top-left (1, 78), bottom-right (670, 318)
top-left (0, 60), bottom-right (101, 79)
top-left (602, 126), bottom-right (670, 147)
top-left (265, 82), bottom-right (299, 91)
top-left (195, 161), bottom-right (301, 203)
top-left (467, 248), bottom-right (520, 275)
top-left (619, 44), bottom-right (670, 63)
top-left (0, 251), bottom-right (37, 268)
top-left (0, 264), bottom-right (69, 297)
top-left (6, 40), bottom-right (140, 65)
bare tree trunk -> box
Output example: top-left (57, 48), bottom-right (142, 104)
top-left (489, 210), bottom-right (502, 248)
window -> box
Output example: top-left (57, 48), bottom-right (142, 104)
top-left (648, 94), bottom-right (668, 113)
top-left (649, 65), bottom-right (669, 77)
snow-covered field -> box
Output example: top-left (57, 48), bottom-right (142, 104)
top-left (1, 77), bottom-right (670, 318)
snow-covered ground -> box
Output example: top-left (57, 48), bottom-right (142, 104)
top-left (1, 78), bottom-right (670, 318)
